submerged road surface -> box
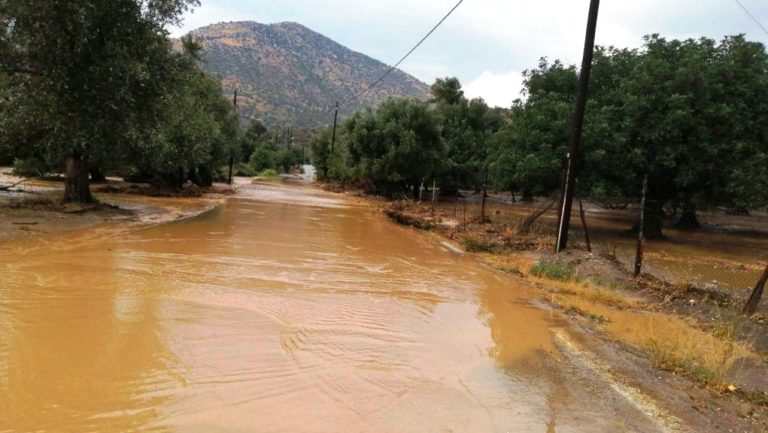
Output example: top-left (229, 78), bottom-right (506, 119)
top-left (0, 183), bottom-right (677, 432)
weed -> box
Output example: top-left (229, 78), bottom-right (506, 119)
top-left (498, 265), bottom-right (523, 277)
top-left (530, 260), bottom-right (574, 281)
top-left (563, 305), bottom-right (610, 324)
top-left (460, 236), bottom-right (503, 254)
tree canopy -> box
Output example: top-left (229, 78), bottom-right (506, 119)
top-left (0, 0), bottom-right (240, 200)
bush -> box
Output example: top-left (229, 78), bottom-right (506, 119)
top-left (257, 168), bottom-right (280, 180)
top-left (234, 163), bottom-right (256, 177)
top-left (530, 260), bottom-right (574, 281)
top-left (13, 157), bottom-right (51, 177)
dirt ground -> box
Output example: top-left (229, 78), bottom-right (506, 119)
top-left (0, 169), bottom-right (233, 244)
top-left (381, 196), bottom-right (768, 432)
top-left (3, 173), bottom-right (766, 431)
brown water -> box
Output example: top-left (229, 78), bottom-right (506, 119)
top-left (437, 198), bottom-right (768, 297)
top-left (1, 183), bottom-right (666, 432)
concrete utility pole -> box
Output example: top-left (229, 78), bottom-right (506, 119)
top-left (555, 0), bottom-right (601, 253)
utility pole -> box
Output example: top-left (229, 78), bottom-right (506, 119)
top-left (330, 101), bottom-right (339, 154)
top-left (555, 0), bottom-right (601, 253)
top-left (228, 90), bottom-right (237, 185)
top-left (327, 101), bottom-right (339, 178)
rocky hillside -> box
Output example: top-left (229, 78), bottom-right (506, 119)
top-left (184, 21), bottom-right (430, 128)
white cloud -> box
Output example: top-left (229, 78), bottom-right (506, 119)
top-left (463, 70), bottom-right (524, 108)
top-left (399, 58), bottom-right (453, 84)
top-left (169, 3), bottom-right (262, 37)
top-left (168, 0), bottom-right (768, 95)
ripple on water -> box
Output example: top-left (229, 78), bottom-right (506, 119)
top-left (1, 183), bottom-right (571, 433)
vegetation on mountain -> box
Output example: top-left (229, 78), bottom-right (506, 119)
top-left (185, 21), bottom-right (430, 128)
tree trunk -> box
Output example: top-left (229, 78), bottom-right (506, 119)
top-left (675, 203), bottom-right (702, 230)
top-left (161, 167), bottom-right (186, 190)
top-left (743, 263), bottom-right (768, 316)
top-left (480, 190), bottom-right (488, 223)
top-left (188, 166), bottom-right (213, 188)
top-left (198, 165), bottom-right (213, 187)
top-left (519, 200), bottom-right (555, 233)
top-left (89, 166), bottom-right (106, 183)
top-left (64, 153), bottom-right (93, 203)
top-left (480, 170), bottom-right (489, 223)
top-left (579, 199), bottom-right (591, 252)
top-left (631, 198), bottom-right (664, 239)
top-left (634, 174), bottom-right (648, 277)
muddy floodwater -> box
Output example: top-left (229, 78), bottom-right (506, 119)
top-left (1, 183), bottom-right (679, 432)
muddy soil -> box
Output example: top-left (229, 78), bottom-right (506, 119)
top-left (2, 177), bottom-right (766, 432)
top-left (0, 169), bottom-right (235, 243)
top-left (384, 198), bottom-right (768, 432)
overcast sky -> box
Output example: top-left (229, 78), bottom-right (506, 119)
top-left (169, 0), bottom-right (768, 108)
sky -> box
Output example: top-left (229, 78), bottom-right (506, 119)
top-left (169, 0), bottom-right (768, 108)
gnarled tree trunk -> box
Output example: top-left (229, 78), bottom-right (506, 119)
top-left (89, 166), bottom-right (106, 183)
top-left (64, 153), bottom-right (92, 203)
top-left (188, 165), bottom-right (213, 188)
top-left (675, 200), bottom-right (701, 230)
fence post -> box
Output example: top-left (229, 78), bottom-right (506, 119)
top-left (634, 174), bottom-right (648, 277)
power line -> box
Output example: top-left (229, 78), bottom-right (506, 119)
top-left (732, 0), bottom-right (768, 36)
top-left (344, 0), bottom-right (464, 105)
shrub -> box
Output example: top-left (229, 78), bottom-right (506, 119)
top-left (13, 157), bottom-right (51, 177)
top-left (257, 169), bottom-right (280, 180)
top-left (234, 163), bottom-right (256, 177)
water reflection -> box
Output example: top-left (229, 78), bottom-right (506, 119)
top-left (0, 244), bottom-right (177, 432)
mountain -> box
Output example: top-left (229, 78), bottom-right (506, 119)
top-left (183, 21), bottom-right (431, 128)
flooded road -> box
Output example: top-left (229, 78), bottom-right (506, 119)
top-left (1, 183), bottom-right (676, 432)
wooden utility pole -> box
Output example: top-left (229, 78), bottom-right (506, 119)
top-left (555, 0), bottom-right (601, 252)
top-left (228, 90), bottom-right (238, 185)
top-left (327, 101), bottom-right (339, 178)
top-left (331, 101), bottom-right (339, 154)
top-left (634, 174), bottom-right (648, 277)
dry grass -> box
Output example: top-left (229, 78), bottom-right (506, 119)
top-left (642, 320), bottom-right (748, 391)
top-left (581, 283), bottom-right (639, 309)
top-left (538, 276), bottom-right (641, 310)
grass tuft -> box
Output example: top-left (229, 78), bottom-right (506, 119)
top-left (530, 260), bottom-right (574, 281)
top-left (460, 236), bottom-right (503, 254)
